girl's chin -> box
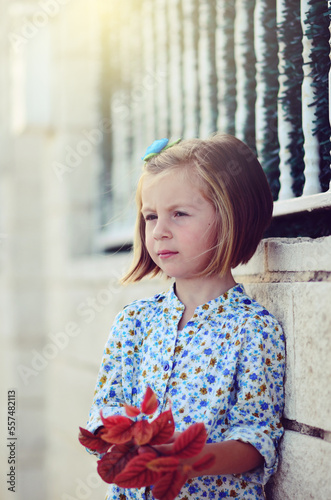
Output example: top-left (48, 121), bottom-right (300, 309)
top-left (158, 268), bottom-right (197, 281)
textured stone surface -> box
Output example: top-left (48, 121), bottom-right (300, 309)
top-left (244, 282), bottom-right (331, 430)
top-left (243, 283), bottom-right (296, 420)
top-left (266, 431), bottom-right (331, 499)
top-left (292, 282), bottom-right (331, 432)
top-left (267, 236), bottom-right (331, 272)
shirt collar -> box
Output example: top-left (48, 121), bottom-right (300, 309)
top-left (165, 281), bottom-right (245, 313)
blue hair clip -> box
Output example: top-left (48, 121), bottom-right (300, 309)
top-left (141, 137), bottom-right (181, 161)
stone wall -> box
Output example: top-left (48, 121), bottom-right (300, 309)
top-left (234, 237), bottom-right (331, 499)
top-left (0, 1), bottom-right (103, 498)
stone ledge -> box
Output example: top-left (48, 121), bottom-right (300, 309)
top-left (234, 270), bottom-right (331, 284)
top-left (267, 236), bottom-right (331, 272)
top-left (234, 236), bottom-right (331, 277)
top-left (273, 191), bottom-right (331, 217)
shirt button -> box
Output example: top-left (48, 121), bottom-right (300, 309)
top-left (163, 363), bottom-right (170, 371)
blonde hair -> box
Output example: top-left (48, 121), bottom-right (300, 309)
top-left (121, 133), bottom-right (273, 284)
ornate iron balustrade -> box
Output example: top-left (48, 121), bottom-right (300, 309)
top-left (98, 0), bottom-right (331, 248)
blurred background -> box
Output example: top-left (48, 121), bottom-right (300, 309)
top-left (0, 0), bottom-right (330, 499)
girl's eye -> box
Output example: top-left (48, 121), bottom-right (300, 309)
top-left (144, 214), bottom-right (157, 221)
top-left (143, 212), bottom-right (187, 221)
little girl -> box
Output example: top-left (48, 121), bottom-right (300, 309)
top-left (85, 134), bottom-right (285, 500)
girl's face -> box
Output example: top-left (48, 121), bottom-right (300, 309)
top-left (141, 167), bottom-right (217, 281)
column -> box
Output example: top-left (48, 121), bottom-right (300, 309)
top-left (277, 0), bottom-right (296, 200)
top-left (301, 0), bottom-right (322, 195)
top-left (110, 3), bottom-right (133, 232)
top-left (154, 0), bottom-right (169, 138)
top-left (142, 0), bottom-right (156, 145)
top-left (167, 0), bottom-right (184, 139)
top-left (182, 0), bottom-right (199, 138)
top-left (216, 0), bottom-right (236, 134)
top-left (329, 0), bottom-right (331, 190)
top-left (198, 0), bottom-right (217, 138)
top-left (129, 0), bottom-right (145, 213)
top-left (254, 0), bottom-right (279, 198)
top-left (234, 0), bottom-right (256, 151)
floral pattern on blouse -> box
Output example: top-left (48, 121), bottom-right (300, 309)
top-left (86, 283), bottom-right (285, 500)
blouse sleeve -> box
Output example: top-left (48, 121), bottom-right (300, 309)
top-left (223, 314), bottom-right (286, 485)
top-left (85, 308), bottom-right (129, 437)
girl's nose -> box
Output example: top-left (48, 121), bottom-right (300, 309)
top-left (153, 218), bottom-right (172, 240)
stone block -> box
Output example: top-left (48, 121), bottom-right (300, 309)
top-left (292, 283), bottom-right (331, 431)
top-left (265, 431), bottom-right (331, 499)
top-left (243, 283), bottom-right (296, 420)
top-left (267, 236), bottom-right (331, 272)
top-left (244, 282), bottom-right (331, 429)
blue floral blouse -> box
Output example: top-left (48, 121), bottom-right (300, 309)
top-left (86, 283), bottom-right (285, 500)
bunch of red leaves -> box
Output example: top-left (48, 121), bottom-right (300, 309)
top-left (79, 387), bottom-right (215, 500)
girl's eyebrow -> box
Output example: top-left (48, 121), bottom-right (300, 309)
top-left (141, 203), bottom-right (199, 213)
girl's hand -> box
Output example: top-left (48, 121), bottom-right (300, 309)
top-left (152, 431), bottom-right (204, 479)
top-left (151, 431), bottom-right (181, 455)
top-left (152, 434), bottom-right (264, 479)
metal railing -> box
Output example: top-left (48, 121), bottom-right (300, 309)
top-left (98, 0), bottom-right (331, 246)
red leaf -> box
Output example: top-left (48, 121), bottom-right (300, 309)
top-left (78, 427), bottom-right (111, 454)
top-left (141, 386), bottom-right (159, 415)
top-left (133, 419), bottom-right (154, 445)
top-left (114, 452), bottom-right (161, 488)
top-left (100, 412), bottom-right (134, 444)
top-left (192, 453), bottom-right (216, 472)
top-left (172, 423), bottom-right (207, 458)
top-left (149, 409), bottom-right (175, 445)
top-left (147, 456), bottom-right (179, 472)
top-left (97, 443), bottom-right (138, 484)
top-left (100, 412), bottom-right (133, 429)
top-left (124, 404), bottom-right (141, 418)
top-left (152, 470), bottom-right (188, 500)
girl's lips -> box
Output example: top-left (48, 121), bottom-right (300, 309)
top-left (158, 251), bottom-right (178, 259)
